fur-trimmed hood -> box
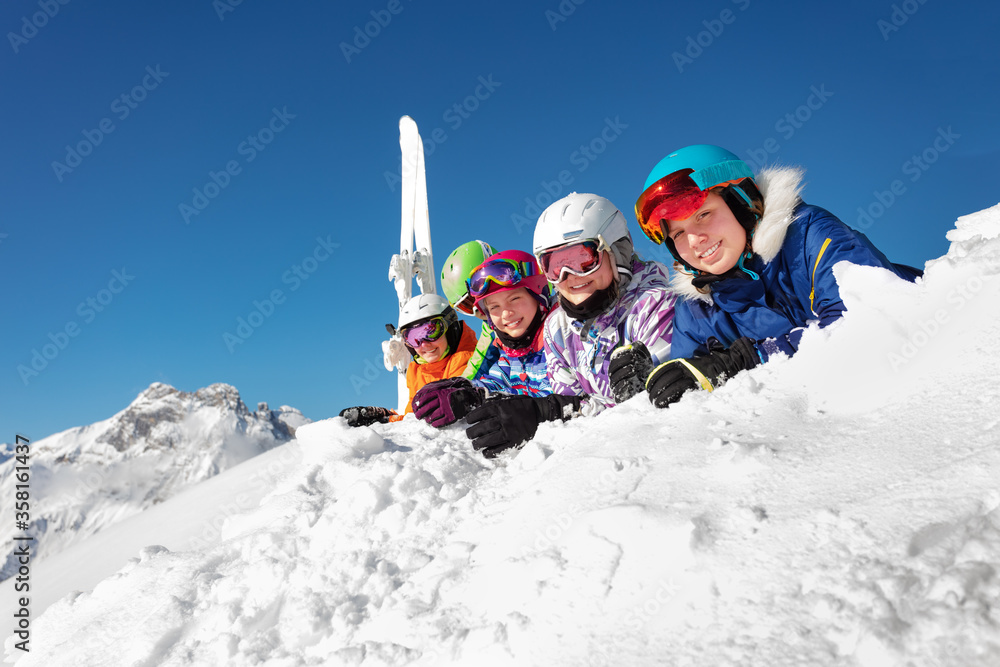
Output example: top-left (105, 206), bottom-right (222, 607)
top-left (669, 166), bottom-right (806, 303)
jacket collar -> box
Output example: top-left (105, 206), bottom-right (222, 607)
top-left (493, 309), bottom-right (547, 358)
top-left (669, 166), bottom-right (805, 303)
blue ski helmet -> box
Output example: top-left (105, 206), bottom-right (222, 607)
top-left (641, 144), bottom-right (754, 192)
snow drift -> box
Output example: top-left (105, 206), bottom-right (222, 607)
top-left (6, 205), bottom-right (1000, 666)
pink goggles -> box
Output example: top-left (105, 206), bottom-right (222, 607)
top-left (536, 239), bottom-right (605, 282)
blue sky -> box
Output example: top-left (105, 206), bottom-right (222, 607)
top-left (3, 0), bottom-right (998, 441)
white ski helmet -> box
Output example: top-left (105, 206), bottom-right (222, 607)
top-left (398, 293), bottom-right (452, 330)
top-left (397, 293), bottom-right (463, 359)
top-left (533, 192), bottom-right (635, 286)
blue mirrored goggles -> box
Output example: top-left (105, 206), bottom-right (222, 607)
top-left (467, 258), bottom-right (537, 297)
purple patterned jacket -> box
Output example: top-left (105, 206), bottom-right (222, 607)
top-left (542, 257), bottom-right (676, 409)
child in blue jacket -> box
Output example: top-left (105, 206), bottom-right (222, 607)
top-left (610, 144), bottom-right (921, 408)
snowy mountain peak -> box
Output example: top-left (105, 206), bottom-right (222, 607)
top-left (132, 381), bottom-right (246, 412)
top-left (0, 382), bottom-right (311, 580)
top-left (135, 380), bottom-right (181, 402)
top-left (131, 381), bottom-right (252, 411)
top-left (95, 382), bottom-right (276, 454)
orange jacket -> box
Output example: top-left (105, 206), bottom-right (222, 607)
top-left (388, 322), bottom-right (478, 420)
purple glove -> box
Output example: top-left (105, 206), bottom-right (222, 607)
top-left (413, 377), bottom-right (484, 427)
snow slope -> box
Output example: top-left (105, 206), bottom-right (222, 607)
top-left (0, 438), bottom-right (304, 635)
top-left (0, 383), bottom-right (308, 580)
top-left (7, 204), bottom-right (1000, 666)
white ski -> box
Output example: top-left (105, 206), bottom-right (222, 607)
top-left (385, 116), bottom-right (436, 413)
top-left (390, 116), bottom-right (417, 309)
top-left (412, 124), bottom-right (435, 296)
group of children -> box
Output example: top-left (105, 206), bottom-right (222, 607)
top-left (340, 145), bottom-right (921, 457)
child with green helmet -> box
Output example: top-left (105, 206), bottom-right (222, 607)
top-left (440, 240), bottom-right (500, 381)
top-left (441, 240), bottom-right (496, 316)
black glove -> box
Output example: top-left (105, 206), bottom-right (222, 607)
top-left (339, 405), bottom-right (395, 427)
top-left (608, 341), bottom-right (655, 404)
top-left (412, 377), bottom-right (485, 427)
top-left (646, 337), bottom-right (760, 408)
top-left (465, 394), bottom-right (582, 459)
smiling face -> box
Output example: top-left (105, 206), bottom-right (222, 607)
top-left (665, 191), bottom-right (747, 275)
top-left (553, 251), bottom-right (615, 305)
top-left (481, 287), bottom-right (538, 337)
top-left (415, 336), bottom-right (448, 363)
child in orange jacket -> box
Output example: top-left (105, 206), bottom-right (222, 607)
top-left (340, 294), bottom-right (477, 426)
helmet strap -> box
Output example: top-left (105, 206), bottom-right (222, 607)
top-left (737, 251), bottom-right (760, 280)
top-left (690, 252), bottom-right (760, 289)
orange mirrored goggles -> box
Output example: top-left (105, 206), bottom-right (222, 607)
top-left (453, 292), bottom-right (476, 316)
top-left (634, 171), bottom-right (708, 245)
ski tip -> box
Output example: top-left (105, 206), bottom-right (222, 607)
top-left (399, 115), bottom-right (418, 131)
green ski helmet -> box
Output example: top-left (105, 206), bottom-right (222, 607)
top-left (440, 240), bottom-right (497, 315)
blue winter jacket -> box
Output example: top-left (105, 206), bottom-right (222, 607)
top-left (669, 167), bottom-right (922, 361)
top-left (471, 313), bottom-right (552, 397)
top-left (473, 344), bottom-right (551, 397)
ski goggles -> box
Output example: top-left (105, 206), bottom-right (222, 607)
top-left (400, 317), bottom-right (447, 347)
top-left (536, 238), bottom-right (608, 283)
top-left (467, 257), bottom-right (539, 297)
top-left (634, 171), bottom-right (710, 245)
top-left (452, 291), bottom-right (476, 316)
